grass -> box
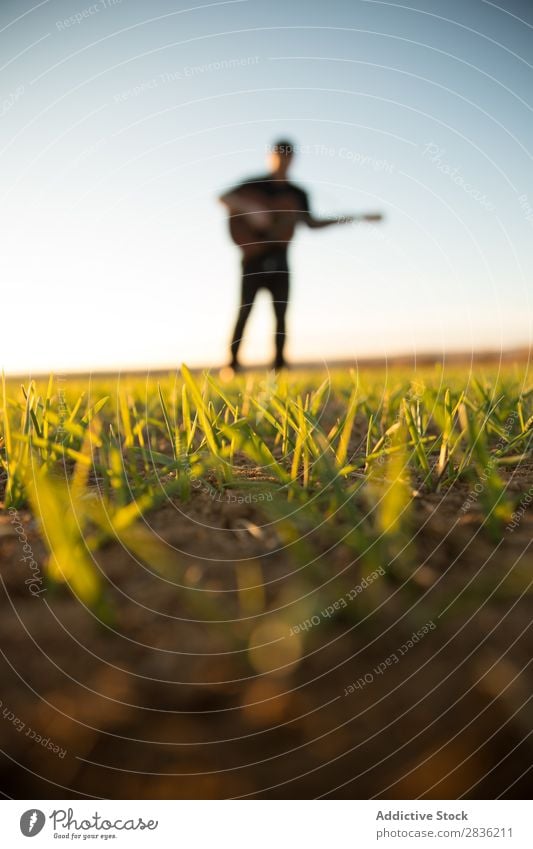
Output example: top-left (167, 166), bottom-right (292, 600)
top-left (1, 363), bottom-right (532, 615)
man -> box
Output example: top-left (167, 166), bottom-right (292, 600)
top-left (219, 139), bottom-right (359, 372)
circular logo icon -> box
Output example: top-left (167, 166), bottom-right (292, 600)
top-left (20, 810), bottom-right (46, 837)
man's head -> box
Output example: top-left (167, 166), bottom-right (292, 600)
top-left (268, 139), bottom-right (295, 178)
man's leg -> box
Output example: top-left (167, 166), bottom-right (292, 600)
top-left (230, 270), bottom-right (257, 367)
top-left (271, 269), bottom-right (290, 369)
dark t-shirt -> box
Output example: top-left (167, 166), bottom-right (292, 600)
top-left (236, 174), bottom-right (310, 215)
top-left (231, 174), bottom-right (311, 252)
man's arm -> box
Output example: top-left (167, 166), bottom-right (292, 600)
top-left (301, 211), bottom-right (383, 228)
top-left (296, 186), bottom-right (354, 229)
top-left (300, 211), bottom-right (354, 229)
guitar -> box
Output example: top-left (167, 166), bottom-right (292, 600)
top-left (225, 190), bottom-right (383, 259)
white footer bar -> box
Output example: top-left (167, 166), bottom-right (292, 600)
top-left (1, 800), bottom-right (530, 847)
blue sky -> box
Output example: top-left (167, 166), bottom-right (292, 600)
top-left (1, 0), bottom-right (532, 371)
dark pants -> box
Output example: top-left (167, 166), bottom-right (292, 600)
top-left (230, 250), bottom-right (289, 365)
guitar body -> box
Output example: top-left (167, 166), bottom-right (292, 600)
top-left (227, 189), bottom-right (304, 260)
top-left (227, 216), bottom-right (269, 259)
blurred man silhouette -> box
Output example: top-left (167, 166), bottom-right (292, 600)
top-left (219, 139), bottom-right (381, 372)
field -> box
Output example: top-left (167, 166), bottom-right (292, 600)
top-left (1, 361), bottom-right (533, 799)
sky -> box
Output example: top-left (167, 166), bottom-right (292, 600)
top-left (1, 0), bottom-right (532, 372)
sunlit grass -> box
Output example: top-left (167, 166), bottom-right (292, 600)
top-left (1, 363), bottom-right (532, 613)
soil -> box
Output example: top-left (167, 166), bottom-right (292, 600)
top-left (1, 460), bottom-right (532, 799)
